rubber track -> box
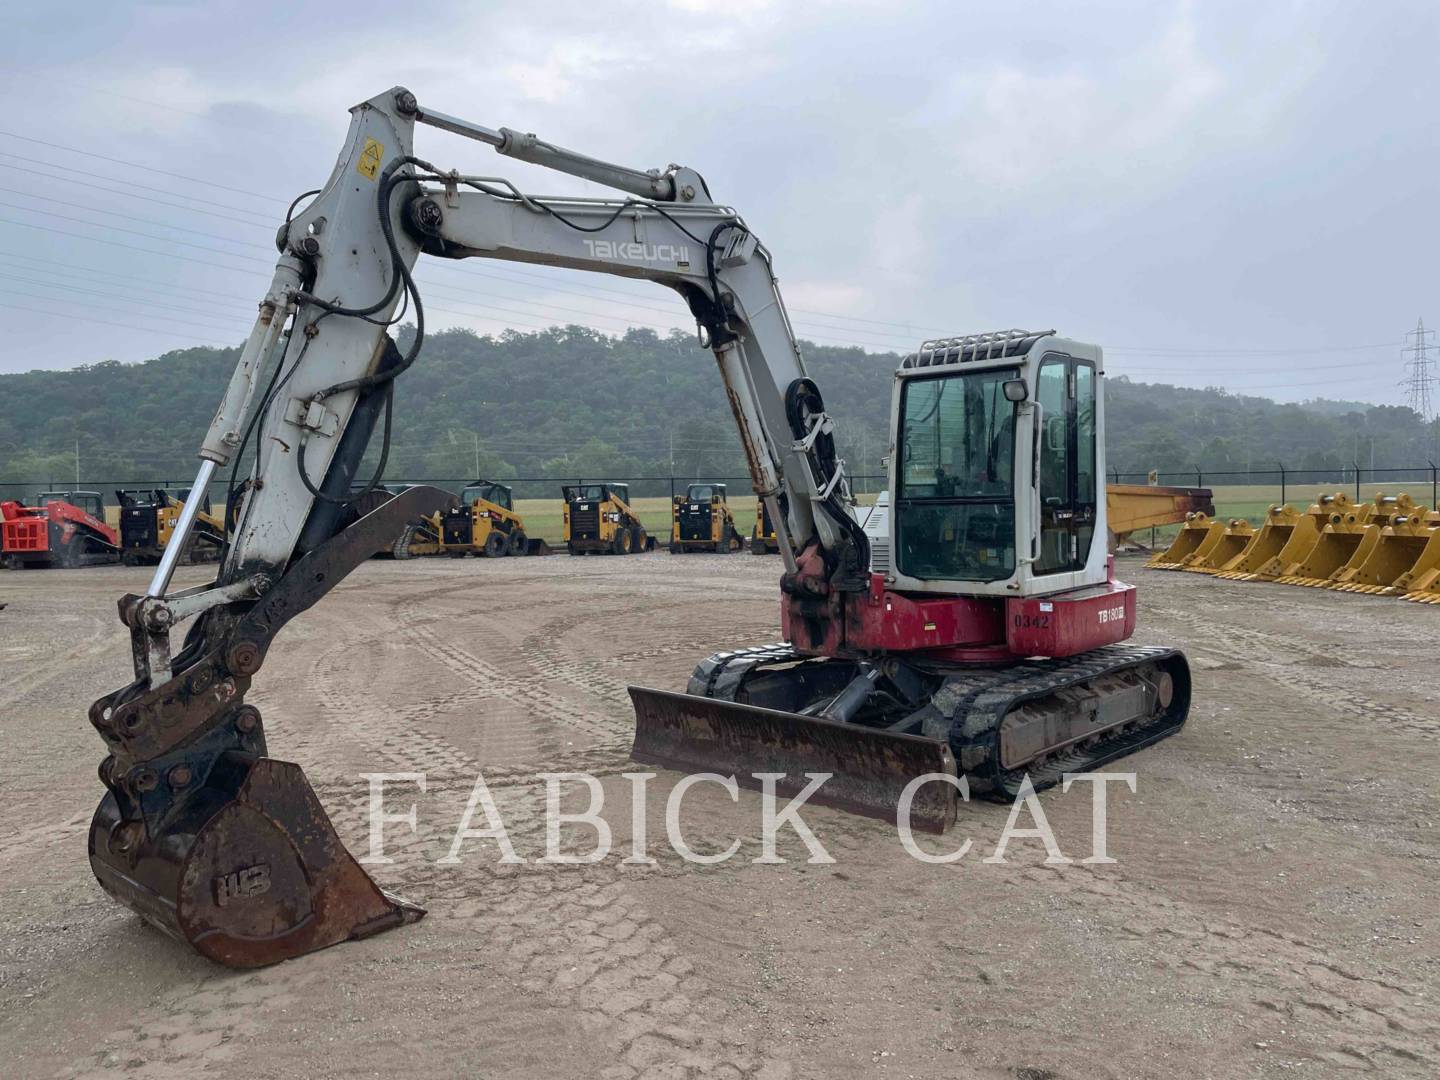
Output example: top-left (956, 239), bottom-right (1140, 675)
top-left (928, 643), bottom-right (1188, 797)
top-left (691, 643), bottom-right (1188, 800)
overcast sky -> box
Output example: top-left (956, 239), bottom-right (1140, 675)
top-left (2, 0), bottom-right (1436, 409)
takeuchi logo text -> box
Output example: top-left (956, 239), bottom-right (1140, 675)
top-left (582, 239), bottom-right (691, 264)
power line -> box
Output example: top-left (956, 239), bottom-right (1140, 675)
top-left (0, 300), bottom-right (236, 345)
top-left (0, 155), bottom-right (275, 225)
top-left (0, 186), bottom-right (261, 249)
top-left (0, 129), bottom-right (285, 204)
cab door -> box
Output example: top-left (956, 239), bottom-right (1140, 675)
top-left (1033, 354), bottom-right (1098, 575)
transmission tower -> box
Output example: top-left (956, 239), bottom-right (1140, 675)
top-left (1401, 318), bottom-right (1436, 421)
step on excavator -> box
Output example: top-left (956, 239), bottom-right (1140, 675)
top-left (85, 88), bottom-right (1190, 969)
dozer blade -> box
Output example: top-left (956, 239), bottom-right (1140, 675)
top-left (629, 687), bottom-right (959, 834)
top-left (90, 756), bottom-right (422, 969)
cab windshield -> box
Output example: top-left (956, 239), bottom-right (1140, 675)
top-left (895, 367), bottom-right (1018, 582)
top-left (686, 485), bottom-right (720, 502)
top-left (462, 483), bottom-right (511, 510)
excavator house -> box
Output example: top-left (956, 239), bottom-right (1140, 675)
top-left (84, 87), bottom-right (1190, 970)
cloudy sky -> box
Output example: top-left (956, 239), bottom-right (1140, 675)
top-left (2, 0), bottom-right (1436, 408)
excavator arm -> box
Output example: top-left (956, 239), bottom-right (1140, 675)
top-left (87, 87), bottom-right (868, 967)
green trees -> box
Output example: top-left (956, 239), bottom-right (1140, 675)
top-left (2, 330), bottom-right (1435, 494)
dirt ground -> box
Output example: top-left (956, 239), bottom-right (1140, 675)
top-left (0, 553), bottom-right (1436, 1079)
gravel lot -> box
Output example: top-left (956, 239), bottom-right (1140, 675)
top-left (1, 553), bottom-right (1437, 1079)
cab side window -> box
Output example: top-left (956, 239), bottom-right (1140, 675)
top-left (1034, 355), bottom-right (1098, 574)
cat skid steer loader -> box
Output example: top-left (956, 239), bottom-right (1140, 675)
top-left (446, 480), bottom-right (546, 556)
top-left (563, 482), bottom-right (654, 555)
top-left (670, 483), bottom-right (744, 553)
top-left (84, 88), bottom-right (1189, 969)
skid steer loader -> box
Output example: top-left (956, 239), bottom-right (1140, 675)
top-left (117, 489), bottom-right (226, 566)
top-left (435, 480), bottom-right (548, 557)
top-left (81, 88), bottom-right (1188, 970)
top-left (2, 490), bottom-right (119, 568)
top-left (751, 498), bottom-right (779, 554)
top-left (563, 483), bottom-right (654, 555)
top-left (669, 483), bottom-right (744, 553)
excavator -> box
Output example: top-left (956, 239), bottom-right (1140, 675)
top-left (85, 88), bottom-right (1191, 970)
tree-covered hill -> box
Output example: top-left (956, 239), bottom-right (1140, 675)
top-left (1, 326), bottom-right (1435, 498)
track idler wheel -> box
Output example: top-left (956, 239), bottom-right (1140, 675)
top-left (89, 752), bottom-right (422, 968)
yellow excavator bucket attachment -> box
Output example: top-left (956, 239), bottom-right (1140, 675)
top-left (1322, 494), bottom-right (1421, 589)
top-left (1333, 509), bottom-right (1440, 594)
top-left (1172, 517), bottom-right (1232, 570)
top-left (1274, 493), bottom-right (1407, 587)
top-left (1212, 504), bottom-right (1301, 579)
top-left (1183, 517), bottom-right (1256, 573)
top-left (1400, 525), bottom-right (1440, 601)
top-left (1227, 492), bottom-right (1350, 581)
top-left (1148, 513), bottom-right (1220, 570)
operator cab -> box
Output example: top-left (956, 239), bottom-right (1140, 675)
top-left (461, 480), bottom-right (513, 511)
top-left (685, 483), bottom-right (725, 504)
top-left (563, 483), bottom-right (628, 507)
top-left (887, 330), bottom-right (1104, 598)
top-left (39, 490), bottom-right (104, 518)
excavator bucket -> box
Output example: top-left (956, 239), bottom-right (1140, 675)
top-left (628, 687), bottom-right (959, 834)
top-left (1182, 517), bottom-right (1255, 573)
top-left (88, 485), bottom-right (456, 968)
top-left (1212, 505), bottom-right (1301, 579)
top-left (1274, 494), bottom-right (1404, 587)
top-left (1331, 509), bottom-right (1439, 594)
top-left (1170, 516), bottom-right (1231, 571)
top-left (1392, 514), bottom-right (1440, 601)
top-left (89, 755), bottom-right (423, 968)
top-left (1225, 493), bottom-right (1350, 581)
top-left (1147, 512), bottom-right (1220, 570)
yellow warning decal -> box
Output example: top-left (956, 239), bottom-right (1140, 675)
top-left (357, 137), bottom-right (384, 181)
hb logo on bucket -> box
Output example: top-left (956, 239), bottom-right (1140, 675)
top-left (214, 864), bottom-right (272, 906)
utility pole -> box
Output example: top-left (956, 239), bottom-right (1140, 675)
top-left (473, 432), bottom-right (480, 477)
top-left (75, 439), bottom-right (80, 485)
top-left (1402, 318), bottom-right (1436, 421)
